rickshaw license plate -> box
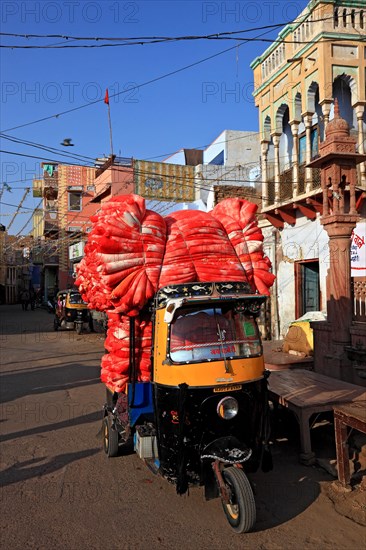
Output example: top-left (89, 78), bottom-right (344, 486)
top-left (214, 384), bottom-right (242, 393)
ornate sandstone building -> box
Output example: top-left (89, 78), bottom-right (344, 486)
top-left (250, 0), bottom-right (366, 356)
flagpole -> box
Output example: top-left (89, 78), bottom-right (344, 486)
top-left (105, 89), bottom-right (114, 157)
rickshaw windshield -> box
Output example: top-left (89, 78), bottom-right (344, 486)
top-left (68, 292), bottom-right (86, 305)
top-left (169, 304), bottom-right (262, 363)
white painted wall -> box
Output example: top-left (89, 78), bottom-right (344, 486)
top-left (203, 130), bottom-right (260, 166)
top-left (276, 215), bottom-right (329, 336)
top-left (203, 131), bottom-right (226, 164)
top-left (146, 199), bottom-right (207, 215)
top-left (163, 149), bottom-right (186, 165)
top-left (225, 130), bottom-right (260, 166)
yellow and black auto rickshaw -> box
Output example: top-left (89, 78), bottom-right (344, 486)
top-left (53, 289), bottom-right (90, 334)
top-left (102, 281), bottom-right (272, 533)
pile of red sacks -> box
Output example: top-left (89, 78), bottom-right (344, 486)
top-left (76, 194), bottom-right (275, 392)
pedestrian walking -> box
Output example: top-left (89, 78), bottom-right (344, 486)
top-left (30, 287), bottom-right (36, 310)
top-left (20, 289), bottom-right (30, 311)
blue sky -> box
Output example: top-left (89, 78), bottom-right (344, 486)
top-left (0, 0), bottom-right (308, 233)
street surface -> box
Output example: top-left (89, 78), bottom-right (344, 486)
top-left (1, 305), bottom-right (365, 549)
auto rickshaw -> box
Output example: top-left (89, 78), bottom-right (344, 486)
top-left (102, 281), bottom-right (272, 533)
top-left (53, 289), bottom-right (90, 334)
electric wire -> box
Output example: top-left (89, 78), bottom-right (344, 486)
top-left (1, 10), bottom-right (362, 48)
top-left (0, 18), bottom-right (303, 133)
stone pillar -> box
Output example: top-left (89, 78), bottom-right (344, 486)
top-left (323, 221), bottom-right (358, 351)
top-left (261, 141), bottom-right (270, 208)
top-left (307, 98), bottom-right (366, 385)
top-left (354, 103), bottom-right (366, 184)
top-left (303, 113), bottom-right (313, 191)
top-left (290, 121), bottom-right (299, 197)
top-left (272, 133), bottom-right (281, 203)
top-left (320, 99), bottom-right (333, 129)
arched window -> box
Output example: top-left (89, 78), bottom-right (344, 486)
top-left (333, 75), bottom-right (356, 131)
top-left (334, 8), bottom-right (338, 27)
top-left (263, 115), bottom-right (272, 144)
top-left (279, 106), bottom-right (293, 171)
top-left (307, 81), bottom-right (319, 114)
top-left (294, 92), bottom-right (302, 122)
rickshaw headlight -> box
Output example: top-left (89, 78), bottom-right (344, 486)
top-left (217, 397), bottom-right (239, 420)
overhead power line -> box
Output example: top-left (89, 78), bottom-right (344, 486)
top-left (0, 200), bottom-right (36, 210)
top-left (2, 9), bottom-right (364, 132)
top-left (0, 133), bottom-right (97, 164)
top-left (0, 11), bottom-right (358, 48)
top-left (2, 35), bottom-right (365, 49)
top-left (0, 23), bottom-right (293, 41)
top-left (0, 149), bottom-right (96, 166)
top-left (6, 188), bottom-right (30, 232)
top-left (0, 22), bottom-right (292, 133)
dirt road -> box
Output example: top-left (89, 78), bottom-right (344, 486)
top-left (0, 305), bottom-right (365, 549)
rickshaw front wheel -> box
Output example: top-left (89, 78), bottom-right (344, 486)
top-left (221, 467), bottom-right (256, 533)
top-left (102, 416), bottom-right (119, 457)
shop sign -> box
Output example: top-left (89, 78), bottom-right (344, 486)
top-left (68, 241), bottom-right (85, 260)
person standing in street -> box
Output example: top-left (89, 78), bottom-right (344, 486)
top-left (20, 289), bottom-right (30, 311)
top-left (30, 287), bottom-right (36, 310)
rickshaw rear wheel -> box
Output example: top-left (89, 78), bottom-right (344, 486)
top-left (53, 318), bottom-right (59, 331)
top-left (221, 467), bottom-right (256, 533)
top-left (102, 416), bottom-right (119, 457)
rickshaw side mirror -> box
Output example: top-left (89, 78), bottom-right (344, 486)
top-left (163, 298), bottom-right (184, 324)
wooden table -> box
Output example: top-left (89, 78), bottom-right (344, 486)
top-left (333, 401), bottom-right (366, 487)
top-left (268, 369), bottom-right (366, 464)
top-left (263, 340), bottom-right (314, 371)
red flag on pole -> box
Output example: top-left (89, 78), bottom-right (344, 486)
top-left (104, 88), bottom-right (109, 105)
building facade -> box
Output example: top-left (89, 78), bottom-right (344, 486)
top-left (250, 0), bottom-right (366, 337)
top-left (92, 156), bottom-right (134, 204)
top-left (32, 162), bottom-right (99, 298)
top-left (164, 130), bottom-right (261, 210)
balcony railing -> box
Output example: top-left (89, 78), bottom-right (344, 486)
top-left (265, 166), bottom-right (321, 207)
top-left (298, 165), bottom-right (306, 195)
top-left (311, 168), bottom-right (321, 190)
top-left (279, 168), bottom-right (293, 202)
top-left (352, 278), bottom-right (366, 322)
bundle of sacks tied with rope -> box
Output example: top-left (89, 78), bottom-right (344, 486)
top-left (76, 194), bottom-right (275, 392)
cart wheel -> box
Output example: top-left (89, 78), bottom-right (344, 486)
top-left (102, 416), bottom-right (119, 457)
top-left (53, 318), bottom-right (59, 331)
top-left (221, 467), bottom-right (256, 533)
top-left (75, 323), bottom-right (82, 335)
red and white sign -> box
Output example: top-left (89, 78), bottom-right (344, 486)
top-left (351, 222), bottom-right (366, 277)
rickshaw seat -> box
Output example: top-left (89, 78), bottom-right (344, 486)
top-left (128, 382), bottom-right (154, 426)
